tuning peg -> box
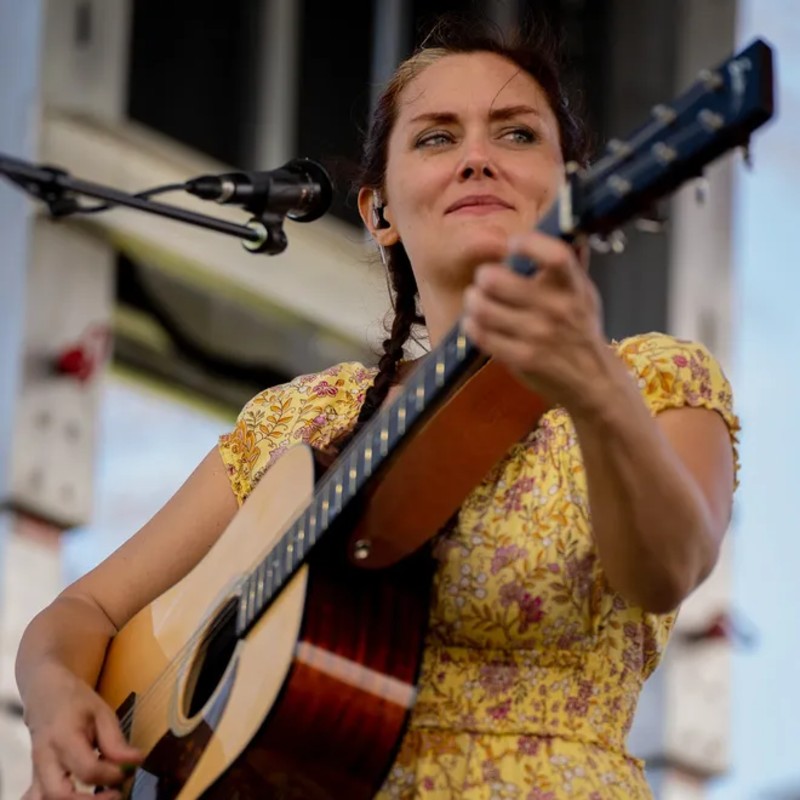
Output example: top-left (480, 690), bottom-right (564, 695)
top-left (588, 234), bottom-right (611, 254)
top-left (652, 104), bottom-right (677, 124)
top-left (606, 138), bottom-right (632, 158)
top-left (698, 68), bottom-right (724, 91)
top-left (635, 207), bottom-right (668, 234)
top-left (589, 230), bottom-right (626, 255)
top-left (609, 230), bottom-right (627, 254)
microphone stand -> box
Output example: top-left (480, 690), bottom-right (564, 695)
top-left (0, 152), bottom-right (290, 255)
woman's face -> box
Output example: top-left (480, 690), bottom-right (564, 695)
top-left (373, 51), bottom-right (565, 295)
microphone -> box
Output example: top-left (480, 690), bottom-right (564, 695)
top-left (185, 157), bottom-right (333, 222)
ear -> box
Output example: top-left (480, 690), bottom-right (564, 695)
top-left (357, 187), bottom-right (400, 247)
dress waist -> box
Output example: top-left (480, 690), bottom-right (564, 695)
top-left (408, 644), bottom-right (643, 752)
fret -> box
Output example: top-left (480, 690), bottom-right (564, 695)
top-left (285, 539), bottom-right (294, 573)
top-left (308, 509), bottom-right (317, 542)
top-left (265, 562), bottom-right (275, 596)
top-left (272, 554), bottom-right (283, 586)
top-left (456, 331), bottom-right (467, 360)
top-left (333, 481), bottom-right (343, 513)
top-left (321, 496), bottom-right (330, 528)
top-left (397, 401), bottom-right (407, 435)
top-left (255, 561), bottom-right (266, 612)
top-left (348, 459), bottom-right (358, 494)
top-left (247, 575), bottom-right (256, 627)
top-left (363, 445), bottom-right (373, 476)
top-left (434, 356), bottom-right (446, 387)
top-left (415, 382), bottom-right (425, 411)
top-left (379, 426), bottom-right (389, 457)
top-left (237, 594), bottom-right (247, 631)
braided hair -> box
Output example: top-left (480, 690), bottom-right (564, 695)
top-left (342, 13), bottom-right (590, 445)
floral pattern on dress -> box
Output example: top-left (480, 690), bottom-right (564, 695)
top-left (218, 333), bottom-right (740, 799)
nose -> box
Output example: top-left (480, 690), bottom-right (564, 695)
top-left (458, 138), bottom-right (496, 181)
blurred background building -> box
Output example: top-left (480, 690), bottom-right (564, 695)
top-left (0, 0), bottom-right (796, 797)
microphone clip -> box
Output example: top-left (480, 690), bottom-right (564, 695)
top-left (241, 212), bottom-right (289, 255)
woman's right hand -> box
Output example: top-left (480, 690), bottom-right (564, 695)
top-left (24, 663), bottom-right (143, 799)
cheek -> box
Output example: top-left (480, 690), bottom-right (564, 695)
top-left (387, 165), bottom-right (444, 233)
top-left (520, 160), bottom-right (562, 218)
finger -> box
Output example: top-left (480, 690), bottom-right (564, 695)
top-left (463, 285), bottom-right (543, 341)
top-left (54, 729), bottom-right (125, 786)
top-left (56, 734), bottom-right (128, 789)
top-left (573, 236), bottom-right (591, 271)
top-left (32, 742), bottom-right (77, 800)
top-left (508, 231), bottom-right (583, 288)
top-left (471, 265), bottom-right (533, 309)
top-left (94, 707), bottom-right (143, 766)
top-left (462, 314), bottom-right (538, 371)
top-left (472, 263), bottom-right (585, 321)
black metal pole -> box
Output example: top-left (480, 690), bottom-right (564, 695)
top-left (0, 152), bottom-right (264, 245)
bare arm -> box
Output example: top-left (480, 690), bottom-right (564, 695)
top-left (571, 358), bottom-right (735, 613)
top-left (462, 231), bottom-right (735, 613)
top-left (16, 445), bottom-right (239, 710)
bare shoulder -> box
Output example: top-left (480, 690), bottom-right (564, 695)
top-left (62, 446), bottom-right (239, 632)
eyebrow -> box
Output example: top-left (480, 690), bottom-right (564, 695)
top-left (408, 105), bottom-right (542, 125)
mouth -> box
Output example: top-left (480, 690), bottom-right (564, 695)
top-left (445, 195), bottom-right (515, 214)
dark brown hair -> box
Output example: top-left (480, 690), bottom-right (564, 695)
top-left (344, 14), bottom-right (590, 444)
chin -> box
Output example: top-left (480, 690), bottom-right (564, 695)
top-left (455, 228), bottom-right (510, 266)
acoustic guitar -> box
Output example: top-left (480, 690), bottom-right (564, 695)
top-left (94, 39), bottom-right (774, 799)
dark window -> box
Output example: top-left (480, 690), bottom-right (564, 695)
top-left (295, 0), bottom-right (375, 224)
top-left (128, 0), bottom-right (260, 168)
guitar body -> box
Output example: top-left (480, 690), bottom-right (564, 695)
top-left (97, 444), bottom-right (433, 799)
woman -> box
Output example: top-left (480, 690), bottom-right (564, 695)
top-left (16, 18), bottom-right (737, 800)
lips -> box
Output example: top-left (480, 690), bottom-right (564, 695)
top-left (445, 194), bottom-right (514, 213)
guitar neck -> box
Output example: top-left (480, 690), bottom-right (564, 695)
top-left (234, 324), bottom-right (485, 635)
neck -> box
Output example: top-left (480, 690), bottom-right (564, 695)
top-left (416, 281), bottom-right (466, 349)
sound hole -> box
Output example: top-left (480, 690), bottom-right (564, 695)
top-left (184, 597), bottom-right (239, 718)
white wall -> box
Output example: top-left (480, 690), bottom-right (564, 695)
top-left (709, 4), bottom-right (800, 798)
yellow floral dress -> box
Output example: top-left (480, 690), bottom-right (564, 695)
top-left (218, 332), bottom-right (739, 799)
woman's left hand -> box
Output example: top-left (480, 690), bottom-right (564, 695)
top-left (462, 231), bottom-right (616, 416)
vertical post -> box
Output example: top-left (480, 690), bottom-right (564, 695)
top-left (251, 0), bottom-right (302, 169)
top-left (0, 1), bottom-right (129, 795)
top-left (370, 0), bottom-right (411, 115)
top-left (0, 1), bottom-right (47, 795)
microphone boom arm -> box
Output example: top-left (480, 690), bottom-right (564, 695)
top-left (0, 152), bottom-right (294, 255)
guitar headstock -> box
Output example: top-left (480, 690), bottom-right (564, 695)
top-left (567, 38), bottom-right (774, 237)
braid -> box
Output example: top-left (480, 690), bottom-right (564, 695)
top-left (355, 246), bottom-right (422, 426)
top-left (325, 247), bottom-right (420, 458)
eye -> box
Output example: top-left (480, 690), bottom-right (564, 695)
top-left (501, 126), bottom-right (538, 144)
top-left (415, 130), bottom-right (455, 148)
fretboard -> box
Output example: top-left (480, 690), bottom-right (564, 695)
top-left (234, 320), bottom-right (486, 635)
